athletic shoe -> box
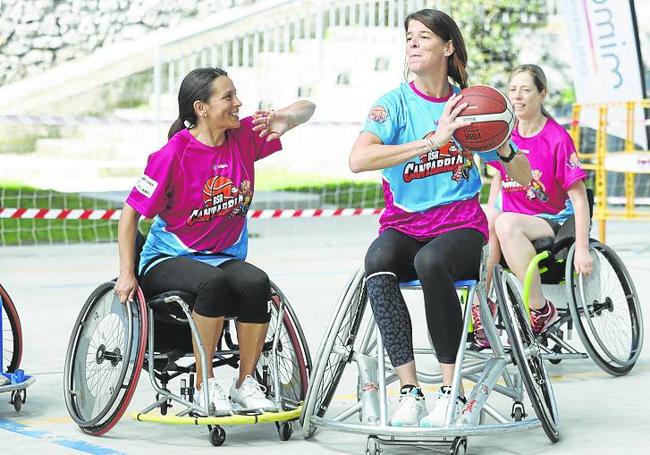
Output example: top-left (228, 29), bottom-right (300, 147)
top-left (0, 375), bottom-right (9, 386)
top-left (229, 375), bottom-right (276, 411)
top-left (420, 386), bottom-right (466, 427)
top-left (390, 385), bottom-right (427, 427)
top-left (193, 378), bottom-right (232, 415)
top-left (530, 300), bottom-right (559, 335)
top-left (470, 298), bottom-right (498, 350)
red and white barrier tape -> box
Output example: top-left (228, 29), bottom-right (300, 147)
top-left (0, 207), bottom-right (383, 220)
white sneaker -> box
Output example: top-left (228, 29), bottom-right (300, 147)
top-left (194, 378), bottom-right (232, 415)
top-left (229, 375), bottom-right (276, 412)
top-left (420, 386), bottom-right (465, 427)
top-left (0, 375), bottom-right (9, 386)
top-left (390, 386), bottom-right (427, 427)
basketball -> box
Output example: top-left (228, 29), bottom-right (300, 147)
top-left (202, 176), bottom-right (234, 206)
top-left (452, 85), bottom-right (515, 152)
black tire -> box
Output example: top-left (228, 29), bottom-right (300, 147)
top-left (255, 282), bottom-right (310, 410)
top-left (566, 241), bottom-right (643, 376)
top-left (494, 266), bottom-right (560, 443)
top-left (0, 283), bottom-right (22, 373)
top-left (63, 282), bottom-right (148, 435)
top-left (300, 269), bottom-right (368, 438)
top-left (209, 426), bottom-right (226, 446)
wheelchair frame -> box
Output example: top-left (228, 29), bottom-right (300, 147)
top-left (495, 237), bottom-right (644, 376)
top-left (63, 278), bottom-right (311, 446)
top-left (0, 282), bottom-right (35, 412)
top-left (301, 247), bottom-right (560, 455)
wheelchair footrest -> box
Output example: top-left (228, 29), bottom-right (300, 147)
top-left (133, 405), bottom-right (302, 426)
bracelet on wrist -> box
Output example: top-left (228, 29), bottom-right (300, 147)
top-left (498, 143), bottom-right (517, 163)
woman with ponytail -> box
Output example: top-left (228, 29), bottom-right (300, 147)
top-left (349, 9), bottom-right (530, 427)
top-left (115, 67), bottom-right (314, 414)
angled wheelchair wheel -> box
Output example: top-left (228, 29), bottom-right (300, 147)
top-left (1, 283), bottom-right (22, 373)
top-left (494, 266), bottom-right (560, 443)
top-left (300, 268), bottom-right (368, 437)
top-left (63, 282), bottom-right (148, 435)
top-left (566, 241), bottom-right (643, 376)
top-left (256, 282), bottom-right (311, 410)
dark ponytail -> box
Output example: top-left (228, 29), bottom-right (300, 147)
top-left (167, 67), bottom-right (229, 139)
top-left (404, 9), bottom-right (469, 88)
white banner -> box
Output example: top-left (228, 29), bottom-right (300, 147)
top-left (563, 0), bottom-right (647, 149)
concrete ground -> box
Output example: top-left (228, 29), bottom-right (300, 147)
top-left (0, 216), bottom-right (649, 454)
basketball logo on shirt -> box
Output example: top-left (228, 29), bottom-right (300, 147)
top-left (403, 131), bottom-right (473, 183)
top-left (368, 105), bottom-right (388, 123)
top-left (187, 176), bottom-right (246, 225)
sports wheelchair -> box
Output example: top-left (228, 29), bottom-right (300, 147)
top-left (1, 282), bottom-right (35, 412)
top-left (492, 190), bottom-right (643, 376)
top-left (63, 234), bottom-right (311, 446)
top-left (301, 245), bottom-right (560, 455)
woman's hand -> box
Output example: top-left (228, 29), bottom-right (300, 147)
top-left (573, 246), bottom-right (594, 276)
top-left (114, 272), bottom-right (138, 304)
top-left (252, 109), bottom-right (290, 141)
top-left (433, 93), bottom-right (470, 145)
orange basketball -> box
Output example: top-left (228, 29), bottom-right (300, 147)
top-left (202, 176), bottom-right (234, 205)
top-left (452, 85), bottom-right (515, 152)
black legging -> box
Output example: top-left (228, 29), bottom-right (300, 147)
top-left (141, 257), bottom-right (272, 323)
top-left (365, 228), bottom-right (484, 365)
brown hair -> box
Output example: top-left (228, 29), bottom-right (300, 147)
top-left (509, 64), bottom-right (552, 118)
top-left (167, 67), bottom-right (228, 139)
top-left (404, 9), bottom-right (468, 88)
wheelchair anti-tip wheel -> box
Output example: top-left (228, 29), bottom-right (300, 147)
top-left (1, 283), bottom-right (22, 373)
top-left (255, 282), bottom-right (310, 411)
top-left (63, 281), bottom-right (147, 435)
top-left (494, 266), bottom-right (560, 443)
top-left (300, 270), bottom-right (367, 438)
top-left (567, 240), bottom-right (643, 376)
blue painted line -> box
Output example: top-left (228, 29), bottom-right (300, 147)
top-left (0, 419), bottom-right (125, 455)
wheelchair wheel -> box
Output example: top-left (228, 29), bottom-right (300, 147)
top-left (255, 282), bottom-right (310, 410)
top-left (1, 283), bottom-right (22, 373)
top-left (494, 266), bottom-right (560, 443)
top-left (300, 268), bottom-right (368, 437)
top-left (566, 241), bottom-right (643, 376)
top-left (63, 282), bottom-right (148, 435)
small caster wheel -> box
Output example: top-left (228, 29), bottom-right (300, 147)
top-left (11, 390), bottom-right (25, 412)
top-left (365, 437), bottom-right (381, 455)
top-left (450, 436), bottom-right (467, 455)
top-left (511, 401), bottom-right (526, 421)
top-left (209, 425), bottom-right (226, 447)
top-left (549, 345), bottom-right (563, 365)
top-left (276, 421), bottom-right (292, 441)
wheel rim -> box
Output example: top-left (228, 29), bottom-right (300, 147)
top-left (496, 268), bottom-right (559, 441)
top-left (1, 284), bottom-right (22, 372)
top-left (257, 287), bottom-right (309, 409)
top-left (573, 243), bottom-right (642, 367)
top-left (65, 284), bottom-right (134, 427)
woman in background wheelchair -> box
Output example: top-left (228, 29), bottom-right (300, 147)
top-left (472, 64), bottom-right (592, 348)
top-left (114, 67), bottom-right (315, 414)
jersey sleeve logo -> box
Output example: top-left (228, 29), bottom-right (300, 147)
top-left (134, 174), bottom-right (158, 198)
top-left (567, 152), bottom-right (582, 169)
top-left (368, 105), bottom-right (388, 123)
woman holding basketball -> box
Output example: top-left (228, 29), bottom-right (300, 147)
top-left (349, 9), bottom-right (530, 427)
top-left (114, 67), bottom-right (315, 414)
top-left (471, 64), bottom-right (592, 348)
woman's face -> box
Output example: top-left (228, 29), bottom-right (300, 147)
top-left (508, 71), bottom-right (546, 120)
top-left (200, 76), bottom-right (242, 130)
top-left (405, 20), bottom-right (450, 75)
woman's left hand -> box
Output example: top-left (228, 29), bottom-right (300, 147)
top-left (252, 109), bottom-right (290, 141)
top-left (573, 246), bottom-right (594, 276)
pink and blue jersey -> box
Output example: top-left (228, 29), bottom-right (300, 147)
top-left (489, 117), bottom-right (586, 224)
top-left (126, 117), bottom-right (282, 274)
top-left (362, 81), bottom-right (502, 241)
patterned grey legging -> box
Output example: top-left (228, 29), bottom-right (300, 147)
top-left (365, 228), bottom-right (484, 365)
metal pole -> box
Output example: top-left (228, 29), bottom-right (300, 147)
top-left (596, 105), bottom-right (608, 243)
top-left (625, 101), bottom-right (636, 219)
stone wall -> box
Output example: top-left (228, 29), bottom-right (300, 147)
top-left (0, 0), bottom-right (254, 86)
